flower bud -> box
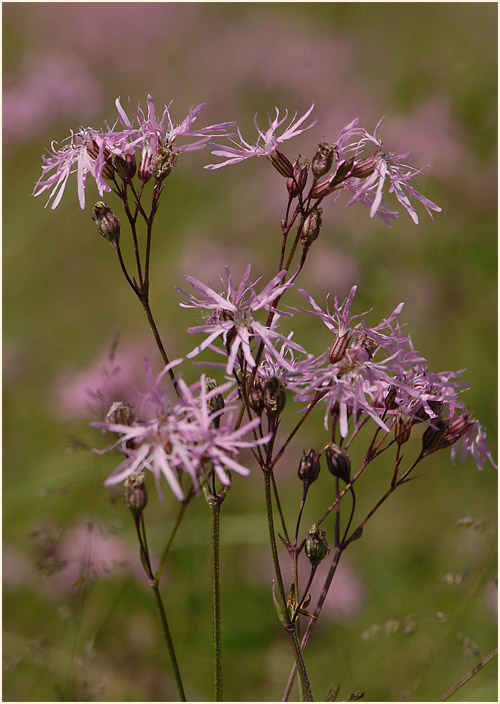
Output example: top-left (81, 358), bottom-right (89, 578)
top-left (206, 378), bottom-right (225, 429)
top-left (440, 413), bottom-right (473, 447)
top-left (246, 375), bottom-right (266, 415)
top-left (138, 144), bottom-right (155, 184)
top-left (325, 443), bottom-right (351, 483)
top-left (297, 449), bottom-right (321, 488)
top-left (310, 157), bottom-right (355, 198)
top-left (395, 413), bottom-right (412, 445)
top-left (268, 149), bottom-right (294, 178)
top-left (264, 376), bottom-right (287, 418)
top-left (106, 401), bottom-right (136, 426)
top-left (311, 141), bottom-right (334, 178)
top-left (384, 386), bottom-right (398, 411)
top-left (351, 156), bottom-right (377, 179)
top-left (124, 472), bottom-right (148, 516)
top-left (287, 158), bottom-right (309, 197)
top-left (328, 327), bottom-right (351, 364)
top-left (92, 202), bottom-right (120, 247)
top-left (305, 523), bottom-right (329, 566)
top-left (300, 208), bottom-right (322, 248)
top-left (422, 418), bottom-right (448, 453)
top-left (112, 152), bottom-right (136, 180)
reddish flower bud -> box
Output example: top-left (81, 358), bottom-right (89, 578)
top-left (297, 449), bottom-right (321, 488)
top-left (422, 418), bottom-right (448, 453)
top-left (112, 152), bottom-right (136, 180)
top-left (325, 443), bottom-right (351, 483)
top-left (287, 158), bottom-right (309, 197)
top-left (328, 327), bottom-right (351, 364)
top-left (268, 149), bottom-right (294, 178)
top-left (138, 144), bottom-right (155, 184)
top-left (395, 413), bottom-right (412, 445)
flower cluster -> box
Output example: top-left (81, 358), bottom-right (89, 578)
top-left (92, 360), bottom-right (270, 501)
top-left (33, 95), bottom-right (235, 209)
top-left (177, 265), bottom-right (305, 374)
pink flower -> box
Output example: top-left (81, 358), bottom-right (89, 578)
top-left (345, 118), bottom-right (442, 224)
top-left (205, 103), bottom-right (316, 169)
top-left (33, 95), bottom-right (235, 209)
top-left (92, 361), bottom-right (270, 501)
top-left (177, 265), bottom-right (305, 374)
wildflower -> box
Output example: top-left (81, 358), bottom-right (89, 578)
top-left (92, 361), bottom-right (271, 501)
top-left (33, 95), bottom-right (235, 209)
top-left (177, 265), bottom-right (305, 374)
top-left (343, 117), bottom-right (442, 224)
top-left (205, 104), bottom-right (316, 170)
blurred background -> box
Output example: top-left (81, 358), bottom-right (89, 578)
top-left (3, 3), bottom-right (497, 701)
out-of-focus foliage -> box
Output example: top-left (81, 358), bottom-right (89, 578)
top-left (3, 3), bottom-right (497, 702)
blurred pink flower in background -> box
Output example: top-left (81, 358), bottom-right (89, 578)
top-left (53, 337), bottom-right (157, 421)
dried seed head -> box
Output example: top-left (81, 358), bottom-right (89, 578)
top-left (106, 400), bottom-right (136, 426)
top-left (297, 449), bottom-right (321, 488)
top-left (263, 376), bottom-right (287, 418)
top-left (300, 207), bottom-right (322, 249)
top-left (92, 202), bottom-right (120, 248)
top-left (287, 158), bottom-right (309, 197)
top-left (305, 523), bottom-right (329, 566)
top-left (324, 443), bottom-right (351, 483)
top-left (311, 141), bottom-right (334, 178)
top-left (124, 472), bottom-right (148, 516)
top-left (246, 375), bottom-right (266, 415)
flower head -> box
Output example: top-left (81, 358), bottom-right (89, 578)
top-left (33, 95), bottom-right (235, 209)
top-left (177, 266), bottom-right (305, 374)
top-left (205, 104), bottom-right (316, 170)
top-left (92, 360), bottom-right (270, 501)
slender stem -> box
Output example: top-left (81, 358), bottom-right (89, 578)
top-left (141, 299), bottom-right (180, 397)
top-left (210, 497), bottom-right (223, 701)
top-left (263, 469), bottom-right (313, 701)
top-left (155, 498), bottom-right (191, 586)
top-left (437, 647), bottom-right (497, 701)
top-left (150, 582), bottom-right (187, 702)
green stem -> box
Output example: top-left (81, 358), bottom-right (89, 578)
top-left (263, 469), bottom-right (313, 701)
top-left (210, 497), bottom-right (223, 701)
top-left (437, 647), bottom-right (497, 701)
top-left (150, 583), bottom-right (187, 702)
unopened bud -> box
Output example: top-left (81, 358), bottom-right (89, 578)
top-left (440, 414), bottom-right (474, 447)
top-left (311, 141), bottom-right (334, 178)
top-left (300, 208), bottom-right (322, 248)
top-left (124, 472), bottom-right (148, 516)
top-left (325, 443), bottom-right (351, 483)
top-left (310, 157), bottom-right (355, 198)
top-left (92, 202), bottom-right (120, 247)
top-left (422, 418), bottom-right (448, 453)
top-left (264, 376), bottom-right (287, 418)
top-left (106, 401), bottom-right (136, 426)
top-left (206, 378), bottom-right (225, 429)
top-left (287, 158), bottom-right (309, 197)
top-left (328, 327), bottom-right (351, 364)
top-left (297, 449), bottom-right (321, 488)
top-left (305, 523), bottom-right (329, 566)
top-left (268, 149), bottom-right (294, 178)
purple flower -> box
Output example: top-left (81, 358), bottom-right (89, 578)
top-left (92, 360), bottom-right (270, 501)
top-left (205, 103), bottom-right (316, 169)
top-left (33, 95), bottom-right (235, 209)
top-left (177, 265), bottom-right (305, 374)
top-left (345, 118), bottom-right (442, 224)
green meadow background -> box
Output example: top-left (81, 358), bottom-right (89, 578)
top-left (3, 3), bottom-right (497, 701)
